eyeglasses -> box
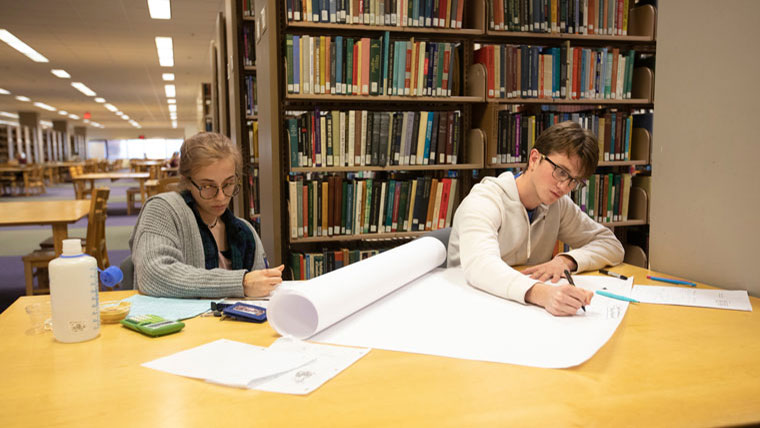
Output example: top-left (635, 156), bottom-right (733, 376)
top-left (541, 155), bottom-right (586, 190)
top-left (188, 178), bottom-right (241, 199)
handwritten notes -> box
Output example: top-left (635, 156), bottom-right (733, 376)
top-left (632, 285), bottom-right (752, 311)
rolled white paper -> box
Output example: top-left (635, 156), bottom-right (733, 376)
top-left (268, 237), bottom-right (447, 339)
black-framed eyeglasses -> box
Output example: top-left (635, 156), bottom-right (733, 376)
top-left (188, 178), bottom-right (241, 199)
top-left (541, 155), bottom-right (586, 190)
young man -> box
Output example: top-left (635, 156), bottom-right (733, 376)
top-left (447, 121), bottom-right (624, 316)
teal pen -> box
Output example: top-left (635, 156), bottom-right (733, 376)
top-left (647, 275), bottom-right (696, 287)
top-left (595, 290), bottom-right (639, 303)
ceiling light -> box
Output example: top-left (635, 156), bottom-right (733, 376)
top-left (94, 97), bottom-right (106, 103)
top-left (167, 99), bottom-right (176, 104)
top-left (51, 69), bottom-right (71, 78)
top-left (147, 0), bottom-right (172, 19)
top-left (0, 29), bottom-right (49, 62)
top-left (168, 104), bottom-right (177, 113)
top-left (170, 114), bottom-right (177, 120)
top-left (155, 37), bottom-right (174, 67)
top-left (58, 111), bottom-right (68, 115)
top-left (104, 103), bottom-right (118, 112)
top-left (15, 95), bottom-right (30, 102)
top-left (68, 114), bottom-right (80, 120)
top-left (40, 120), bottom-right (53, 127)
top-left (33, 102), bottom-right (56, 111)
top-left (122, 115), bottom-right (130, 120)
top-left (90, 121), bottom-right (102, 128)
top-left (0, 111), bottom-right (19, 119)
top-left (71, 82), bottom-right (97, 96)
top-left (162, 73), bottom-right (175, 81)
top-left (171, 120), bottom-right (178, 128)
top-left (0, 88), bottom-right (10, 95)
top-left (164, 84), bottom-right (176, 98)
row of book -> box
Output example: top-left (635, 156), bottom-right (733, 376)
top-left (248, 165), bottom-right (260, 218)
top-left (289, 248), bottom-right (381, 280)
top-left (285, 33), bottom-right (461, 97)
top-left (474, 43), bottom-right (636, 100)
top-left (247, 120), bottom-right (259, 163)
top-left (245, 75), bottom-right (257, 116)
top-left (287, 109), bottom-right (462, 168)
top-left (242, 0), bottom-right (255, 17)
top-left (569, 172), bottom-right (633, 223)
top-left (242, 24), bottom-right (256, 66)
top-left (493, 109), bottom-right (634, 163)
top-left (288, 175), bottom-right (459, 238)
top-left (286, 0), bottom-right (465, 28)
top-left (489, 0), bottom-right (633, 36)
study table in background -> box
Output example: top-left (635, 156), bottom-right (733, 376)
top-left (0, 199), bottom-right (91, 255)
top-left (1, 264), bottom-right (758, 426)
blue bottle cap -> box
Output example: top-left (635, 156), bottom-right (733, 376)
top-left (99, 266), bottom-right (124, 289)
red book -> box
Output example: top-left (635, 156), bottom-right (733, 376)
top-left (404, 41), bottom-right (413, 95)
top-left (438, 178), bottom-right (451, 229)
top-left (573, 47), bottom-right (581, 99)
top-left (455, 0), bottom-right (464, 28)
top-left (299, 254), bottom-right (305, 280)
top-left (391, 181), bottom-right (401, 232)
top-left (361, 37), bottom-right (371, 95)
top-left (439, 0), bottom-right (448, 28)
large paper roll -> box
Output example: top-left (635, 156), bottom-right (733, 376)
top-left (268, 237), bottom-right (447, 339)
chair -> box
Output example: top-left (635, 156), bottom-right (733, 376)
top-left (0, 171), bottom-right (18, 195)
top-left (69, 166), bottom-right (92, 200)
top-left (146, 176), bottom-right (181, 198)
top-left (23, 165), bottom-right (46, 195)
top-left (126, 164), bottom-right (160, 214)
top-left (623, 244), bottom-right (648, 269)
top-left (25, 187), bottom-right (112, 295)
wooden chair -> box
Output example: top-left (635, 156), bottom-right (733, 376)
top-left (24, 165), bottom-right (46, 195)
top-left (0, 172), bottom-right (18, 195)
top-left (146, 176), bottom-right (181, 198)
top-left (126, 164), bottom-right (160, 214)
top-left (623, 244), bottom-right (648, 269)
top-left (25, 188), bottom-right (111, 295)
top-left (69, 166), bottom-right (92, 199)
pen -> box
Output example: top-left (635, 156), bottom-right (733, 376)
top-left (564, 269), bottom-right (586, 313)
top-left (595, 290), bottom-right (639, 303)
top-left (599, 269), bottom-right (628, 280)
top-left (646, 275), bottom-right (696, 287)
top-left (264, 256), bottom-right (269, 269)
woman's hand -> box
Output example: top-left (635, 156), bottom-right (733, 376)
top-left (522, 256), bottom-right (577, 283)
top-left (243, 265), bottom-right (285, 297)
top-left (525, 282), bottom-right (593, 316)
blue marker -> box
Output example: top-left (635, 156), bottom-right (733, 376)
top-left (647, 275), bottom-right (696, 287)
top-left (595, 290), bottom-right (639, 303)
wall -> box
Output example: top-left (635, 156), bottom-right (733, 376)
top-left (651, 0), bottom-right (760, 295)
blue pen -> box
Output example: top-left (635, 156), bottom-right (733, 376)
top-left (595, 290), bottom-right (639, 303)
top-left (264, 256), bottom-right (269, 269)
top-left (646, 275), bottom-right (696, 287)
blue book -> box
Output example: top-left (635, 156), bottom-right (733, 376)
top-left (293, 35), bottom-right (300, 93)
top-left (423, 111), bottom-right (433, 164)
top-left (580, 48), bottom-right (587, 99)
top-left (335, 36), bottom-right (343, 94)
top-left (553, 47), bottom-right (560, 98)
top-left (312, 0), bottom-right (320, 21)
top-left (345, 180), bottom-right (354, 234)
top-left (531, 46), bottom-right (539, 98)
top-left (329, 0), bottom-right (336, 22)
top-left (623, 115), bottom-right (631, 160)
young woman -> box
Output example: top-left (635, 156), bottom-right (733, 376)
top-left (121, 132), bottom-right (283, 298)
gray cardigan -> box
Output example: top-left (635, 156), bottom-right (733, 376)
top-left (120, 192), bottom-right (267, 298)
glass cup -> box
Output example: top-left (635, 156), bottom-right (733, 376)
top-left (25, 302), bottom-right (52, 335)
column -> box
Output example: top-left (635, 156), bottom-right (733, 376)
top-left (18, 112), bottom-right (39, 163)
top-left (53, 120), bottom-right (69, 161)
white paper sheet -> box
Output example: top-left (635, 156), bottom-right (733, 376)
top-left (268, 237), bottom-right (447, 338)
top-left (308, 267), bottom-right (632, 368)
top-left (632, 285), bottom-right (752, 311)
top-left (249, 337), bottom-right (370, 395)
top-left (141, 339), bottom-right (316, 388)
top-left (141, 338), bottom-right (369, 394)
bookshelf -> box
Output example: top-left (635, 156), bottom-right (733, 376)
top-left (226, 0), bottom-right (261, 232)
top-left (245, 0), bottom-right (657, 276)
top-left (198, 83), bottom-right (213, 132)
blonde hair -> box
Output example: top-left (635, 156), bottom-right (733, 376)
top-left (178, 132), bottom-right (242, 190)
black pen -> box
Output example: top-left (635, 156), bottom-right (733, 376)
top-left (599, 269), bottom-right (628, 280)
top-left (564, 269), bottom-right (586, 312)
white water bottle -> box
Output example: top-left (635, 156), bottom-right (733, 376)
top-left (49, 239), bottom-right (100, 343)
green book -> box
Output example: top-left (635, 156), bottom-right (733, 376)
top-left (369, 37), bottom-right (382, 95)
top-left (381, 31), bottom-right (390, 95)
top-left (363, 179), bottom-right (373, 234)
top-left (287, 118), bottom-right (299, 167)
top-left (307, 180), bottom-right (314, 237)
top-left (345, 37), bottom-right (354, 95)
top-left (286, 34), bottom-right (294, 93)
top-left (289, 252), bottom-right (302, 280)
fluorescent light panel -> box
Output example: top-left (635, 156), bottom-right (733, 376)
top-left (162, 73), bottom-right (175, 81)
top-left (0, 29), bottom-right (49, 62)
top-left (94, 97), bottom-right (106, 103)
top-left (164, 84), bottom-right (176, 98)
top-left (104, 103), bottom-right (118, 112)
top-left (155, 37), bottom-right (174, 67)
top-left (0, 88), bottom-right (10, 95)
top-left (0, 111), bottom-right (19, 119)
top-left (68, 114), bottom-right (79, 120)
top-left (33, 102), bottom-right (56, 111)
top-left (51, 69), bottom-right (71, 78)
top-left (168, 104), bottom-right (177, 113)
top-left (147, 0), bottom-right (172, 20)
top-left (71, 82), bottom-right (97, 96)
top-left (58, 111), bottom-right (68, 115)
top-left (167, 99), bottom-right (176, 104)
top-left (15, 96), bottom-right (30, 102)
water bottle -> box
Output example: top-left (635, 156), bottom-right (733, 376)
top-left (49, 239), bottom-right (100, 343)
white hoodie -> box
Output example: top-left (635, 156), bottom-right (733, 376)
top-left (447, 171), bottom-right (624, 304)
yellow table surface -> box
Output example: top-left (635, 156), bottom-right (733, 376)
top-left (1, 264), bottom-right (759, 427)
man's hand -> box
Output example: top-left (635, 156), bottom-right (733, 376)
top-left (243, 265), bottom-right (285, 297)
top-left (522, 256), bottom-right (577, 283)
top-left (525, 282), bottom-right (592, 316)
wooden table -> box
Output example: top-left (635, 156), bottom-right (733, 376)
top-left (73, 172), bottom-right (150, 203)
top-left (1, 264), bottom-right (758, 427)
top-left (0, 200), bottom-right (91, 255)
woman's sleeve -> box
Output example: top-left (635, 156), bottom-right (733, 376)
top-left (132, 198), bottom-right (246, 298)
